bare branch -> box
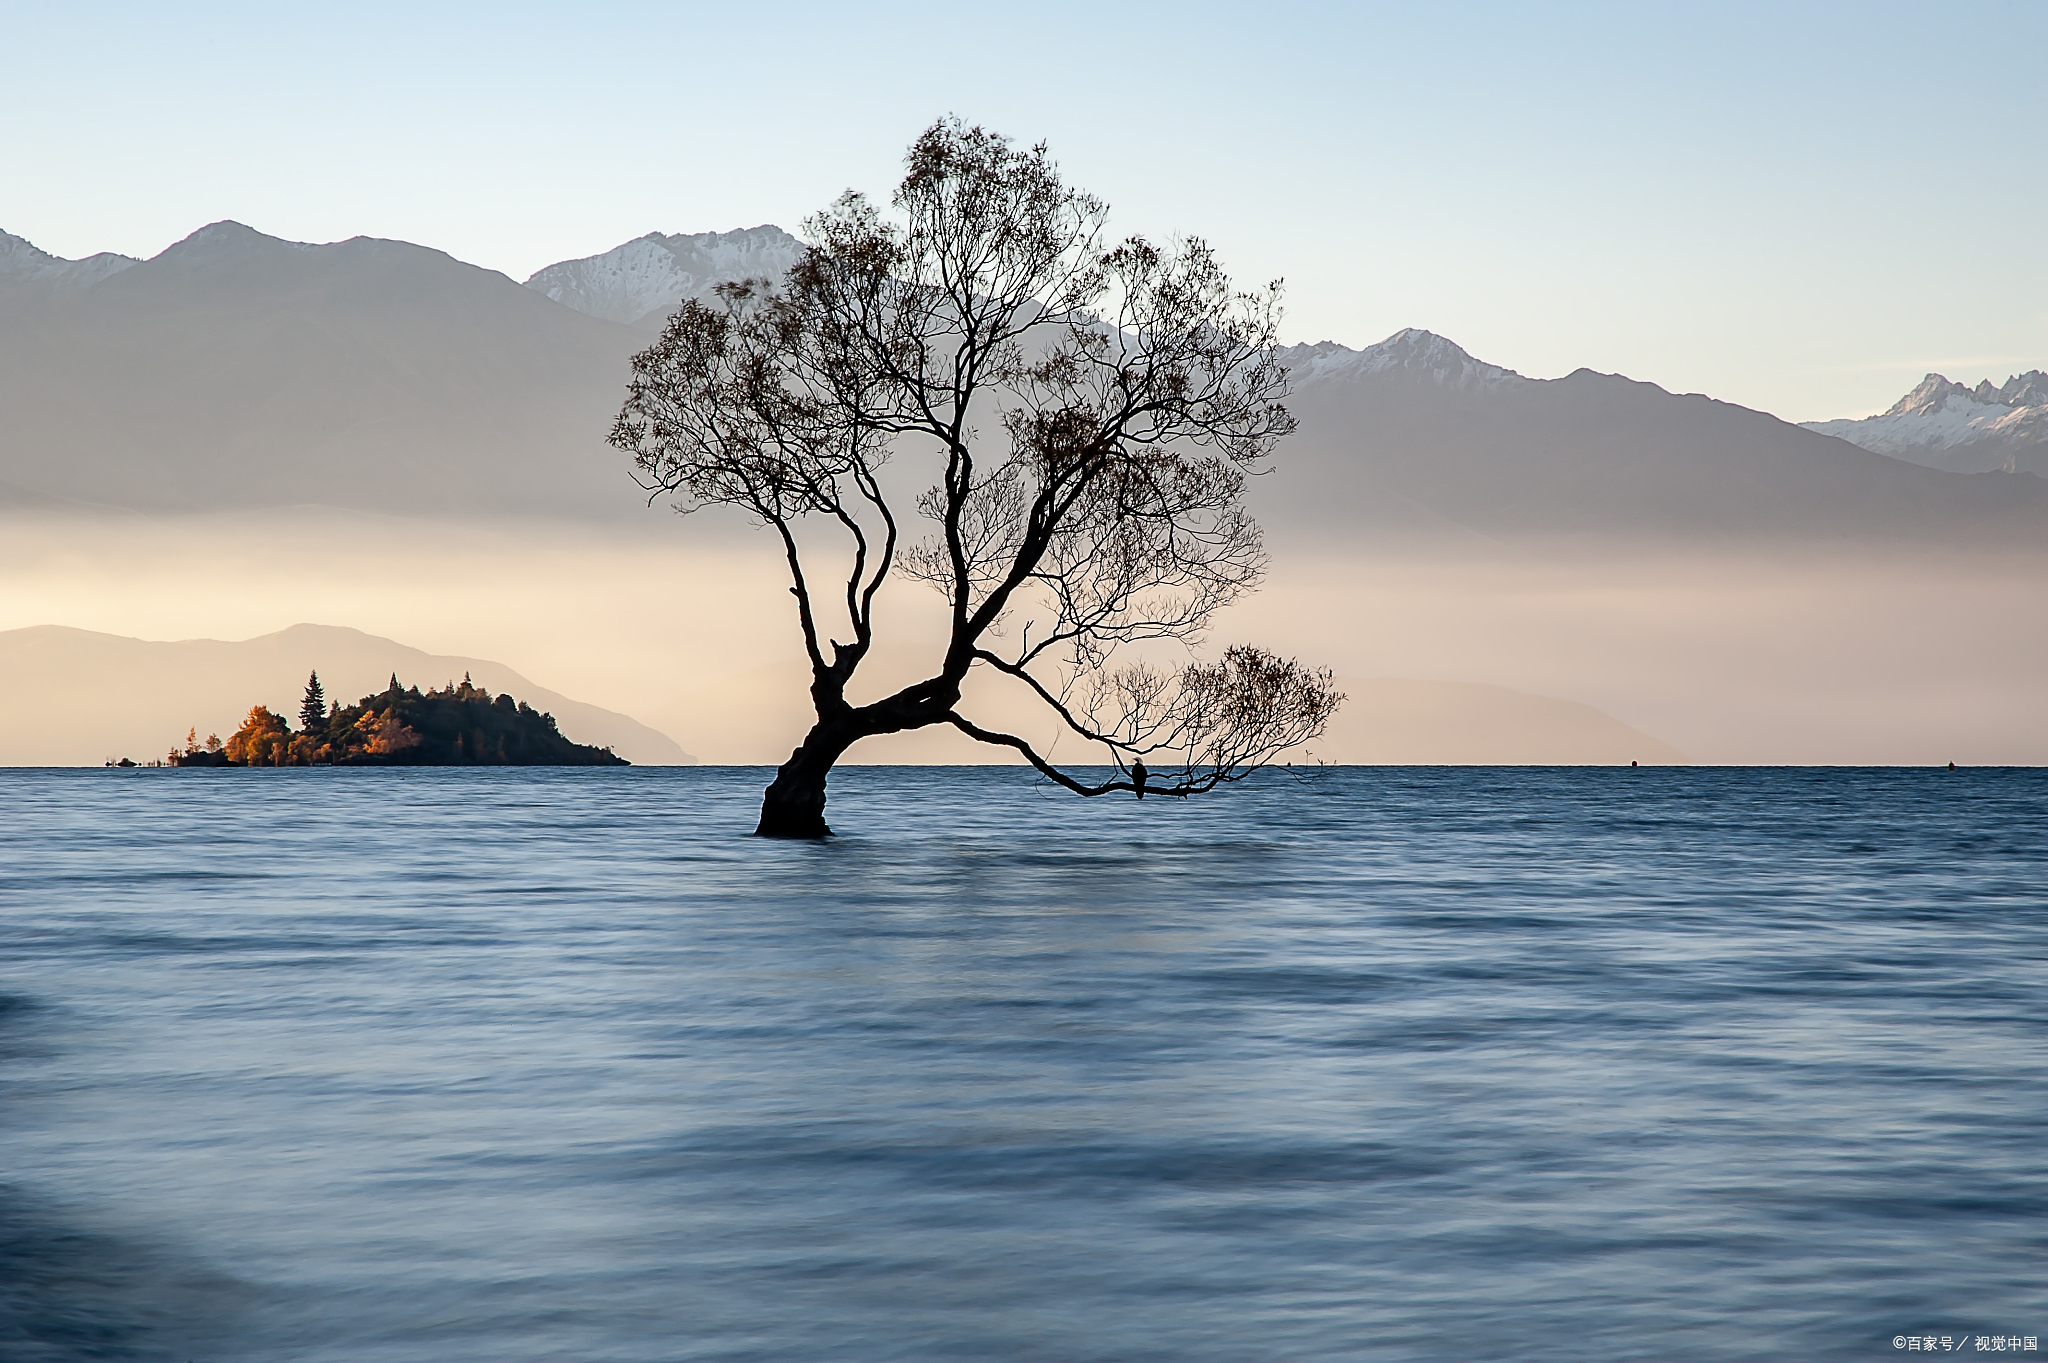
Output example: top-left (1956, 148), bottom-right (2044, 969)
top-left (942, 712), bottom-right (1128, 797)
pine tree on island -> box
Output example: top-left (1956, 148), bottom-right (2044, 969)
top-left (300, 671), bottom-right (326, 732)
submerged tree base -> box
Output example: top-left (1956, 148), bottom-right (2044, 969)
top-left (754, 808), bottom-right (832, 839)
top-left (754, 731), bottom-right (846, 838)
top-left (755, 775), bottom-right (833, 837)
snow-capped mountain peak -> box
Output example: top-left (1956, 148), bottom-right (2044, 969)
top-left (1980, 370), bottom-right (2048, 409)
top-left (524, 225), bottom-right (804, 326)
top-left (1804, 368), bottom-right (2048, 474)
top-left (1279, 328), bottom-right (1530, 392)
top-left (0, 228), bottom-right (139, 291)
top-left (1885, 373), bottom-right (1970, 418)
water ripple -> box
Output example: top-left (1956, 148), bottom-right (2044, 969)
top-left (0, 766), bottom-right (2042, 1361)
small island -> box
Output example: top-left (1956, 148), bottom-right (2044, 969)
top-left (171, 672), bottom-right (628, 767)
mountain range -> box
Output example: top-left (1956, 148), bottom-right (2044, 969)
top-left (1257, 330), bottom-right (2048, 543)
top-left (3, 221), bottom-right (2043, 544)
top-left (1800, 371), bottom-right (2048, 475)
top-left (0, 222), bottom-right (635, 516)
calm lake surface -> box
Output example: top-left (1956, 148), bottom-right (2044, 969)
top-left (0, 766), bottom-right (2042, 1361)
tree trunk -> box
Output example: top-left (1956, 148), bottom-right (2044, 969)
top-left (755, 720), bottom-right (858, 838)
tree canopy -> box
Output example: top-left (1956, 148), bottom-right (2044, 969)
top-left (613, 119), bottom-right (1340, 837)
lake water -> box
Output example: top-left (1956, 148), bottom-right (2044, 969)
top-left (0, 766), bottom-right (2042, 1361)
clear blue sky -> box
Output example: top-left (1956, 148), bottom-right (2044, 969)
top-left (5, 0), bottom-right (2042, 420)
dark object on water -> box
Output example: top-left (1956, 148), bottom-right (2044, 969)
top-left (1131, 759), bottom-right (1148, 800)
top-left (1631, 760), bottom-right (1639, 768)
top-left (1949, 761), bottom-right (1957, 771)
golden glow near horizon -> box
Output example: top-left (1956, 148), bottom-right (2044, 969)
top-left (3, 514), bottom-right (2042, 767)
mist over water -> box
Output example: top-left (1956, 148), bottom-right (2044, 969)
top-left (8, 512), bottom-right (2047, 767)
top-left (1, 767), bottom-right (2043, 1361)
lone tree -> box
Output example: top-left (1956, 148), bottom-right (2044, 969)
top-left (612, 120), bottom-right (1341, 838)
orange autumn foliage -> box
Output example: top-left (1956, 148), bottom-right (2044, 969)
top-left (223, 705), bottom-right (293, 767)
top-left (362, 710), bottom-right (422, 756)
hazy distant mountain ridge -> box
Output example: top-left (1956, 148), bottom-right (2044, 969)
top-left (1801, 370), bottom-right (2048, 474)
top-left (524, 226), bottom-right (803, 326)
top-left (0, 623), bottom-right (692, 766)
top-left (0, 229), bottom-right (138, 293)
top-left (1260, 329), bottom-right (2048, 543)
top-left (0, 220), bottom-right (644, 517)
top-left (3, 217), bottom-right (2043, 543)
